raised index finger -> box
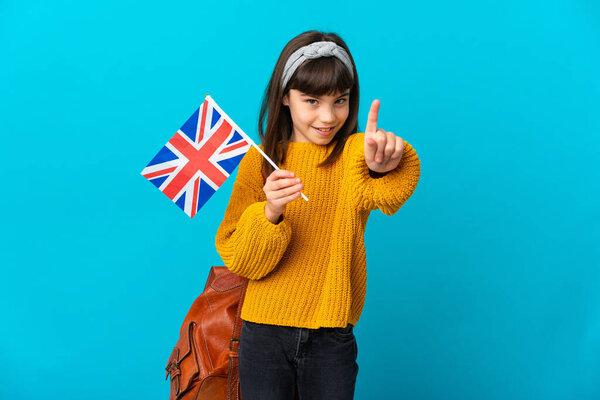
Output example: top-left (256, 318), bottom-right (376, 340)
top-left (365, 99), bottom-right (380, 134)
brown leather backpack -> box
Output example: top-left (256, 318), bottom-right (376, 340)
top-left (166, 169), bottom-right (302, 399)
top-left (165, 266), bottom-right (301, 400)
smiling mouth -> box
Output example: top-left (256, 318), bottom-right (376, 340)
top-left (313, 127), bottom-right (335, 133)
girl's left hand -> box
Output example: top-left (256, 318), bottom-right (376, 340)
top-left (364, 99), bottom-right (404, 173)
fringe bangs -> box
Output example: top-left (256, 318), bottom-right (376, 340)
top-left (288, 57), bottom-right (354, 96)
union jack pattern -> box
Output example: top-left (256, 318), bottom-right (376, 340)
top-left (141, 98), bottom-right (252, 218)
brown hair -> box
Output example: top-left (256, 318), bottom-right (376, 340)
top-left (258, 30), bottom-right (360, 177)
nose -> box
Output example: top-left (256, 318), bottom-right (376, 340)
top-left (319, 105), bottom-right (336, 124)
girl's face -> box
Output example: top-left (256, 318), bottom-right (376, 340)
top-left (282, 89), bottom-right (350, 144)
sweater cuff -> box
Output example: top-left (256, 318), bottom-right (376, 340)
top-left (368, 169), bottom-right (389, 179)
top-left (224, 201), bottom-right (292, 280)
top-left (348, 140), bottom-right (421, 215)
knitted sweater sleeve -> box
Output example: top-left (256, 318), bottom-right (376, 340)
top-left (345, 132), bottom-right (421, 215)
top-left (214, 146), bottom-right (292, 280)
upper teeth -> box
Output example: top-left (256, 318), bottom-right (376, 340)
top-left (316, 127), bottom-right (332, 131)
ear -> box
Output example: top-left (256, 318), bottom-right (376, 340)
top-left (282, 94), bottom-right (289, 107)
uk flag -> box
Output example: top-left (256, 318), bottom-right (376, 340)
top-left (141, 97), bottom-right (252, 218)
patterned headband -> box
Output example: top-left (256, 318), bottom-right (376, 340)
top-left (281, 41), bottom-right (354, 90)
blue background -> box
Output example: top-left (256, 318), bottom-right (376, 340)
top-left (1, 0), bottom-right (599, 399)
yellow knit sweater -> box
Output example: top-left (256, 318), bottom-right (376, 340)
top-left (214, 132), bottom-right (421, 329)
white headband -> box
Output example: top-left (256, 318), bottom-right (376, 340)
top-left (281, 41), bottom-right (354, 90)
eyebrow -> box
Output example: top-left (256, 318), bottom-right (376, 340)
top-left (300, 91), bottom-right (350, 98)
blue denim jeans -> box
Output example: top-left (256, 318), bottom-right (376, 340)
top-left (238, 319), bottom-right (359, 400)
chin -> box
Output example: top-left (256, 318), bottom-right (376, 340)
top-left (316, 135), bottom-right (333, 143)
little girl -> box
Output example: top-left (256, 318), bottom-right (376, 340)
top-left (215, 30), bottom-right (421, 400)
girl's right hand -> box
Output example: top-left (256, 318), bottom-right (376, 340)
top-left (263, 169), bottom-right (303, 224)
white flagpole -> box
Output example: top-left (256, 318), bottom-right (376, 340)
top-left (205, 94), bottom-right (309, 202)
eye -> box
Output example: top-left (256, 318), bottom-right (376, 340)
top-left (336, 98), bottom-right (347, 104)
top-left (306, 99), bottom-right (318, 105)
